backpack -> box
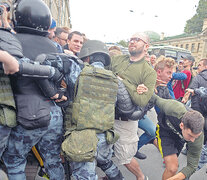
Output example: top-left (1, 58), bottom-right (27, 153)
top-left (72, 64), bottom-right (118, 132)
top-left (62, 129), bottom-right (98, 162)
top-left (0, 70), bottom-right (17, 127)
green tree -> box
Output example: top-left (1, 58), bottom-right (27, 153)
top-left (184, 0), bottom-right (207, 34)
top-left (144, 31), bottom-right (160, 42)
top-left (117, 40), bottom-right (128, 47)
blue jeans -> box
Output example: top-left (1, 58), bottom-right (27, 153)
top-left (138, 115), bottom-right (156, 149)
top-left (70, 133), bottom-right (120, 180)
top-left (0, 125), bottom-right (11, 158)
top-left (2, 104), bottom-right (64, 180)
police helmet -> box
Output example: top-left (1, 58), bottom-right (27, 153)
top-left (79, 40), bottom-right (111, 66)
top-left (12, 0), bottom-right (52, 35)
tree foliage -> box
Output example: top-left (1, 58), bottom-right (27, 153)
top-left (144, 31), bottom-right (160, 42)
top-left (117, 40), bottom-right (128, 47)
top-left (184, 0), bottom-right (207, 34)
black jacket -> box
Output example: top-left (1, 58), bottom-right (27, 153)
top-left (189, 69), bottom-right (207, 114)
top-left (12, 33), bottom-right (58, 129)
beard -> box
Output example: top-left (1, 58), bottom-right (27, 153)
top-left (129, 46), bottom-right (144, 57)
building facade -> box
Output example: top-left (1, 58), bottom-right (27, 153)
top-left (152, 19), bottom-right (207, 65)
top-left (7, 0), bottom-right (71, 28)
top-left (43, 0), bottom-right (71, 28)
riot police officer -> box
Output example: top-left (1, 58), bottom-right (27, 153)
top-left (2, 1), bottom-right (65, 179)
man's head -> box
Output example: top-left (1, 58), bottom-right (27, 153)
top-left (54, 27), bottom-right (69, 46)
top-left (180, 110), bottom-right (204, 142)
top-left (177, 60), bottom-right (184, 72)
top-left (145, 53), bottom-right (150, 63)
top-left (67, 31), bottom-right (83, 54)
top-left (150, 55), bottom-right (157, 66)
top-left (128, 32), bottom-right (150, 58)
top-left (48, 19), bottom-right (56, 39)
top-left (181, 54), bottom-right (195, 69)
top-left (154, 57), bottom-right (175, 83)
top-left (197, 59), bottom-right (207, 73)
top-left (79, 40), bottom-right (111, 66)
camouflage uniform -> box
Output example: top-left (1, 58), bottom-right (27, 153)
top-left (2, 104), bottom-right (64, 180)
top-left (69, 62), bottom-right (122, 180)
top-left (70, 133), bottom-right (120, 180)
top-left (0, 125), bottom-right (11, 158)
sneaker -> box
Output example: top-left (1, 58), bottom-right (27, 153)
top-left (134, 151), bottom-right (147, 160)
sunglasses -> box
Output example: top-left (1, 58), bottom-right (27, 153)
top-left (57, 36), bottom-right (68, 42)
top-left (129, 37), bottom-right (147, 44)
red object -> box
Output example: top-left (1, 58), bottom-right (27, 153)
top-left (173, 70), bottom-right (192, 99)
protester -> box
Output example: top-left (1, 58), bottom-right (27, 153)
top-left (63, 31), bottom-right (83, 56)
top-left (173, 55), bottom-right (195, 100)
top-left (48, 18), bottom-right (56, 40)
top-left (152, 94), bottom-right (204, 180)
top-left (53, 27), bottom-right (69, 52)
top-left (150, 54), bottom-right (157, 67)
top-left (182, 59), bottom-right (207, 169)
top-left (109, 32), bottom-right (156, 180)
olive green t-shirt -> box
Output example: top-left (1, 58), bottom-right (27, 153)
top-left (110, 55), bottom-right (157, 107)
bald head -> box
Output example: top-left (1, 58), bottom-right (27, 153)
top-left (131, 32), bottom-right (150, 44)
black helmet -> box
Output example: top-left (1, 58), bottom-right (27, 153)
top-left (12, 0), bottom-right (52, 35)
top-left (79, 40), bottom-right (111, 66)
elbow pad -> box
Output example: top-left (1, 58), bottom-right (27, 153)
top-left (37, 79), bottom-right (57, 98)
top-left (19, 62), bottom-right (51, 78)
top-left (116, 79), bottom-right (136, 115)
top-left (116, 79), bottom-right (145, 120)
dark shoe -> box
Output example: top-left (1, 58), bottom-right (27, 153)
top-left (181, 148), bottom-right (187, 155)
top-left (134, 151), bottom-right (147, 160)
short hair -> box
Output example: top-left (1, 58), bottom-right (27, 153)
top-left (109, 49), bottom-right (123, 57)
top-left (150, 54), bottom-right (156, 59)
top-left (55, 27), bottom-right (69, 37)
top-left (200, 59), bottom-right (207, 66)
top-left (68, 31), bottom-right (82, 40)
top-left (181, 110), bottom-right (204, 134)
top-left (109, 46), bottom-right (121, 52)
top-left (61, 26), bottom-right (71, 33)
top-left (154, 57), bottom-right (175, 71)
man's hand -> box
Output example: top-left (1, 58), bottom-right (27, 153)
top-left (166, 172), bottom-right (186, 180)
top-left (137, 84), bottom-right (148, 94)
top-left (181, 88), bottom-right (194, 104)
top-left (0, 51), bottom-right (19, 74)
top-left (50, 94), bottom-right (67, 102)
top-left (181, 91), bottom-right (191, 104)
top-left (64, 49), bottom-right (74, 55)
top-left (185, 88), bottom-right (195, 96)
top-left (154, 79), bottom-right (168, 94)
top-left (156, 79), bottom-right (167, 87)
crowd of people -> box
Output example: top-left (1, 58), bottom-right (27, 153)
top-left (0, 0), bottom-right (207, 180)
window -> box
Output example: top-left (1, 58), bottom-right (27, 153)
top-left (191, 43), bottom-right (195, 52)
top-left (197, 43), bottom-right (200, 52)
top-left (185, 44), bottom-right (189, 50)
top-left (181, 44), bottom-right (183, 48)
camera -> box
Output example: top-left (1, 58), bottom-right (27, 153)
top-left (0, 2), bottom-right (10, 15)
